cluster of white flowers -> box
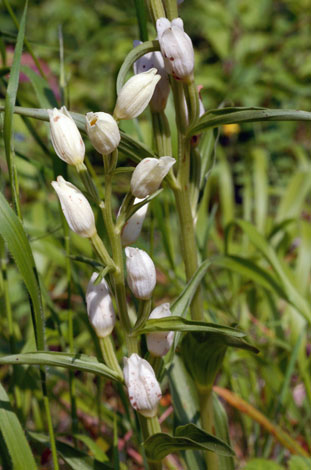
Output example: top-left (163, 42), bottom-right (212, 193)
top-left (47, 14), bottom-right (193, 419)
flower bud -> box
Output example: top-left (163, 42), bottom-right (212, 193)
top-left (51, 176), bottom-right (96, 238)
top-left (85, 112), bottom-right (120, 155)
top-left (121, 198), bottom-right (148, 246)
top-left (86, 273), bottom-right (116, 337)
top-left (146, 303), bottom-right (174, 357)
top-left (133, 41), bottom-right (170, 113)
top-left (130, 157), bottom-right (175, 198)
top-left (48, 106), bottom-right (85, 166)
top-left (156, 17), bottom-right (194, 81)
top-left (123, 353), bottom-right (162, 417)
top-left (113, 69), bottom-right (161, 120)
top-left (125, 247), bottom-right (156, 300)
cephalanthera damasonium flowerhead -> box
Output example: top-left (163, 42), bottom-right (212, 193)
top-left (51, 176), bottom-right (96, 238)
top-left (133, 41), bottom-right (170, 113)
top-left (113, 69), bottom-right (161, 120)
top-left (130, 157), bottom-right (175, 198)
top-left (48, 106), bottom-right (85, 166)
top-left (86, 273), bottom-right (116, 337)
top-left (125, 247), bottom-right (156, 300)
top-left (146, 303), bottom-right (174, 357)
top-left (85, 112), bottom-right (120, 155)
top-left (123, 353), bottom-right (162, 417)
top-left (121, 198), bottom-right (148, 246)
top-left (156, 17), bottom-right (194, 82)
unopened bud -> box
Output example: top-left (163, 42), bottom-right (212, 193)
top-left (86, 112), bottom-right (120, 155)
top-left (146, 303), bottom-right (174, 357)
top-left (156, 18), bottom-right (194, 82)
top-left (123, 353), bottom-right (162, 417)
top-left (125, 247), bottom-right (156, 300)
top-left (86, 273), bottom-right (116, 337)
top-left (130, 157), bottom-right (175, 198)
top-left (133, 41), bottom-right (170, 113)
top-left (113, 69), bottom-right (161, 120)
top-left (121, 198), bottom-right (148, 246)
top-left (48, 107), bottom-right (85, 166)
top-left (51, 176), bottom-right (96, 238)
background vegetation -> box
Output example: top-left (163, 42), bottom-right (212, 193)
top-left (0, 0), bottom-right (310, 469)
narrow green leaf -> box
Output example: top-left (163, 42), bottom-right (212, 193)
top-left (116, 40), bottom-right (159, 93)
top-left (225, 219), bottom-right (311, 323)
top-left (131, 315), bottom-right (246, 337)
top-left (188, 107), bottom-right (311, 136)
top-left (0, 105), bottom-right (155, 161)
top-left (0, 382), bottom-right (38, 469)
top-left (171, 259), bottom-right (212, 317)
top-left (143, 425), bottom-right (234, 461)
top-left (213, 392), bottom-right (235, 470)
top-left (4, 1), bottom-right (28, 216)
top-left (21, 65), bottom-right (58, 108)
top-left (0, 352), bottom-right (122, 382)
top-left (0, 192), bottom-right (45, 350)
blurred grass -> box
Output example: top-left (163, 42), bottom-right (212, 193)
top-left (0, 0), bottom-right (310, 468)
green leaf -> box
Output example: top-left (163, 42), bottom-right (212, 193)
top-left (242, 459), bottom-right (284, 470)
top-left (171, 259), bottom-right (212, 317)
top-left (0, 352), bottom-right (122, 382)
top-left (116, 40), bottom-right (159, 93)
top-left (143, 424), bottom-right (235, 461)
top-left (29, 432), bottom-right (113, 469)
top-left (0, 191), bottom-right (45, 350)
top-left (187, 107), bottom-right (311, 136)
top-left (212, 393), bottom-right (235, 470)
top-left (225, 219), bottom-right (311, 323)
top-left (3, 1), bottom-right (28, 215)
top-left (0, 105), bottom-right (156, 162)
top-left (288, 456), bottom-right (311, 470)
top-left (20, 65), bottom-right (58, 108)
top-left (131, 315), bottom-right (246, 337)
top-left (0, 382), bottom-right (38, 470)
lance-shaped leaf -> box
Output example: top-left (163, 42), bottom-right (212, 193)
top-left (0, 352), bottom-right (122, 382)
top-left (131, 315), bottom-right (246, 337)
top-left (0, 382), bottom-right (38, 469)
top-left (143, 423), bottom-right (235, 461)
top-left (187, 106), bottom-right (311, 136)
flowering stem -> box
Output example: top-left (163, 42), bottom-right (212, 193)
top-left (101, 151), bottom-right (139, 355)
top-left (100, 336), bottom-right (123, 379)
top-left (91, 232), bottom-right (116, 271)
top-left (198, 388), bottom-right (219, 470)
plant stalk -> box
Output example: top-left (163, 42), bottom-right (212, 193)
top-left (100, 336), bottom-right (123, 379)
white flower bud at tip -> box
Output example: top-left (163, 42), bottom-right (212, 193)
top-left (123, 353), bottom-right (162, 417)
top-left (125, 247), bottom-right (156, 300)
top-left (121, 198), bottom-right (148, 246)
top-left (48, 106), bottom-right (85, 166)
top-left (156, 17), bottom-right (194, 81)
top-left (86, 112), bottom-right (120, 155)
top-left (130, 157), bottom-right (175, 198)
top-left (146, 303), bottom-right (174, 357)
top-left (86, 273), bottom-right (116, 337)
top-left (51, 176), bottom-right (96, 238)
top-left (113, 69), bottom-right (161, 120)
top-left (133, 41), bottom-right (170, 113)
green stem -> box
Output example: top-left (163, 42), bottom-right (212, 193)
top-left (164, 0), bottom-right (178, 19)
top-left (133, 299), bottom-right (152, 331)
top-left (101, 151), bottom-right (139, 355)
top-left (149, 0), bottom-right (166, 22)
top-left (100, 336), bottom-right (123, 379)
top-left (43, 395), bottom-right (59, 470)
top-left (139, 414), bottom-right (162, 470)
top-left (198, 388), bottom-right (219, 470)
top-left (183, 78), bottom-right (199, 127)
top-left (151, 111), bottom-right (172, 156)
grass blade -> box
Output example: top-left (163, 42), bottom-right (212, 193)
top-left (0, 381), bottom-right (38, 469)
